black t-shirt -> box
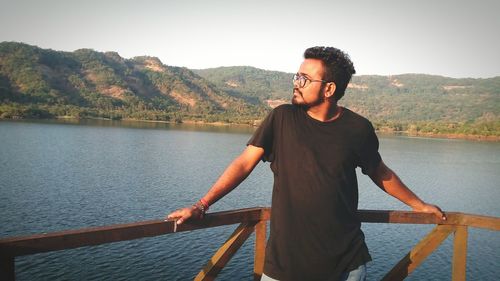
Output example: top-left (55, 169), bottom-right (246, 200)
top-left (247, 104), bottom-right (381, 281)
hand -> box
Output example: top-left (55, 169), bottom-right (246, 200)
top-left (165, 205), bottom-right (203, 225)
top-left (412, 202), bottom-right (447, 221)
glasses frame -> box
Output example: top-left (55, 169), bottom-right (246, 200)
top-left (293, 73), bottom-right (328, 88)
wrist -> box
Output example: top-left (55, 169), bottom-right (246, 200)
top-left (192, 200), bottom-right (208, 218)
top-left (199, 198), bottom-right (209, 211)
top-left (410, 199), bottom-right (425, 210)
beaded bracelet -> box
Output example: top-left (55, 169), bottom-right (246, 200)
top-left (193, 201), bottom-right (207, 218)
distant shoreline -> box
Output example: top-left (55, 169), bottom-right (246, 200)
top-left (376, 130), bottom-right (500, 142)
top-left (106, 117), bottom-right (500, 142)
top-left (2, 116), bottom-right (498, 142)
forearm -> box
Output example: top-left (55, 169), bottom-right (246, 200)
top-left (200, 145), bottom-right (264, 206)
top-left (369, 161), bottom-right (446, 220)
top-left (166, 146), bottom-right (263, 224)
top-left (381, 173), bottom-right (424, 209)
top-left (370, 162), bottom-right (424, 209)
top-left (201, 157), bottom-right (253, 206)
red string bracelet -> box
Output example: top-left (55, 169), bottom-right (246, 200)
top-left (200, 198), bottom-right (209, 211)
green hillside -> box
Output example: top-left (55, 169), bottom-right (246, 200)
top-left (0, 42), bottom-right (267, 124)
top-left (195, 67), bottom-right (500, 137)
top-left (193, 66), bottom-right (291, 104)
top-left (341, 75), bottom-right (500, 136)
top-left (1, 42), bottom-right (499, 137)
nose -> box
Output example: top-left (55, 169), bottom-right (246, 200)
top-left (293, 77), bottom-right (300, 87)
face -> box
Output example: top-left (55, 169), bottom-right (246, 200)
top-left (292, 59), bottom-right (327, 108)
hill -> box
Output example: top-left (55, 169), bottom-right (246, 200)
top-left (192, 66), bottom-right (291, 104)
top-left (0, 42), bottom-right (267, 123)
top-left (195, 67), bottom-right (500, 137)
top-left (1, 42), bottom-right (499, 137)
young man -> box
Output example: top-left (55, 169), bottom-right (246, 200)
top-left (167, 47), bottom-right (446, 281)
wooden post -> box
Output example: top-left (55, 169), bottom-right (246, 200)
top-left (194, 222), bottom-right (257, 281)
top-left (253, 220), bottom-right (266, 281)
top-left (452, 225), bottom-right (468, 281)
top-left (0, 256), bottom-right (15, 281)
top-left (382, 225), bottom-right (455, 281)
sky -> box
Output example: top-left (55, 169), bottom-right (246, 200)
top-left (1, 0), bottom-right (499, 78)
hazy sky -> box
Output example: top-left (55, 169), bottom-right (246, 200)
top-left (1, 0), bottom-right (499, 78)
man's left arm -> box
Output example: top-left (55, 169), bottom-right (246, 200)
top-left (368, 160), bottom-right (447, 221)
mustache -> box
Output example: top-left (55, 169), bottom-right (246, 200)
top-left (293, 88), bottom-right (303, 96)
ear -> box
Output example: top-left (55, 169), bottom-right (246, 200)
top-left (324, 82), bottom-right (336, 99)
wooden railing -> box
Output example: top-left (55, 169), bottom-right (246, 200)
top-left (0, 208), bottom-right (499, 281)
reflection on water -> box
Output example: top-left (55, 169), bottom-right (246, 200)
top-left (5, 118), bottom-right (257, 134)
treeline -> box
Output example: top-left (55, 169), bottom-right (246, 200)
top-left (0, 102), bottom-right (265, 125)
top-left (372, 119), bottom-right (500, 137)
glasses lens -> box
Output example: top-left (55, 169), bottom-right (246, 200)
top-left (293, 74), bottom-right (307, 88)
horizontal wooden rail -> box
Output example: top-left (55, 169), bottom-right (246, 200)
top-left (358, 210), bottom-right (500, 231)
top-left (0, 208), bottom-right (498, 281)
top-left (0, 207), bottom-right (269, 257)
top-left (1, 209), bottom-right (498, 258)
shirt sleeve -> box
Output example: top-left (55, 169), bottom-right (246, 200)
top-left (357, 123), bottom-right (382, 175)
top-left (247, 109), bottom-right (276, 162)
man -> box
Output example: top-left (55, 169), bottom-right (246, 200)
top-left (167, 46), bottom-right (446, 281)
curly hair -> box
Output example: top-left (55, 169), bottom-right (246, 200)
top-left (304, 46), bottom-right (356, 101)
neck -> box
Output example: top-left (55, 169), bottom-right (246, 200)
top-left (306, 102), bottom-right (341, 122)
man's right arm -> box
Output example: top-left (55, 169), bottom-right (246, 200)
top-left (166, 144), bottom-right (265, 224)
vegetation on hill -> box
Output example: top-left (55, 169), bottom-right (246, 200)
top-left (0, 42), bottom-right (268, 124)
top-left (341, 74), bottom-right (500, 137)
top-left (195, 67), bottom-right (500, 138)
top-left (1, 42), bottom-right (499, 138)
top-left (193, 66), bottom-right (291, 104)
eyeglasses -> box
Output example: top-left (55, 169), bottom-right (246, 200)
top-left (293, 73), bottom-right (328, 88)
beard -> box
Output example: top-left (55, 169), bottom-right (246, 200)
top-left (291, 88), bottom-right (305, 105)
top-left (291, 88), bottom-right (324, 108)
top-left (291, 93), bottom-right (300, 105)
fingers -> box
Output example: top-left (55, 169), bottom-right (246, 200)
top-left (440, 212), bottom-right (447, 221)
top-left (434, 205), bottom-right (447, 221)
top-left (428, 205), bottom-right (447, 221)
top-left (165, 209), bottom-right (181, 222)
top-left (176, 214), bottom-right (189, 225)
top-left (432, 208), bottom-right (445, 221)
top-left (413, 203), bottom-right (447, 221)
top-left (427, 204), bottom-right (446, 221)
top-left (165, 207), bottom-right (194, 225)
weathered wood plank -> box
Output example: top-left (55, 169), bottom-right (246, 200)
top-left (2, 209), bottom-right (497, 259)
top-left (358, 210), bottom-right (448, 225)
top-left (260, 208), bottom-right (271, 221)
top-left (0, 207), bottom-right (498, 281)
top-left (253, 220), bottom-right (267, 281)
top-left (0, 207), bottom-right (266, 257)
top-left (194, 222), bottom-right (257, 281)
top-left (452, 225), bottom-right (468, 281)
top-left (358, 210), bottom-right (500, 232)
top-left (459, 214), bottom-right (500, 231)
top-left (382, 225), bottom-right (455, 281)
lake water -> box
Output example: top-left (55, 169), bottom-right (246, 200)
top-left (1, 120), bottom-right (499, 280)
